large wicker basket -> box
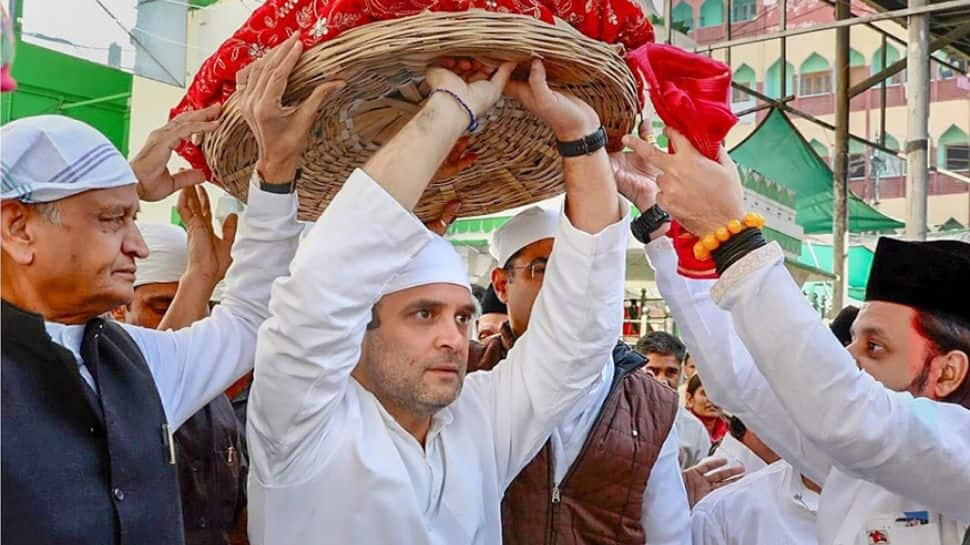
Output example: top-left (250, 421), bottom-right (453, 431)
top-left (203, 9), bottom-right (639, 222)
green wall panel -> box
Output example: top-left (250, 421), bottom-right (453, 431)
top-left (1, 40), bottom-right (132, 155)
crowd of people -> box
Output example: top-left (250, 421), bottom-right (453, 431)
top-left (1, 22), bottom-right (968, 545)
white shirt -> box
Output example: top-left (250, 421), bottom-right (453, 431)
top-left (675, 405), bottom-right (712, 468)
top-left (552, 362), bottom-right (691, 545)
top-left (691, 460), bottom-right (819, 545)
top-left (42, 181), bottom-right (301, 428)
top-left (646, 237), bottom-right (970, 545)
top-left (711, 433), bottom-right (767, 474)
top-left (246, 169), bottom-right (630, 545)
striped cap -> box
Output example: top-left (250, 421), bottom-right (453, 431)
top-left (1, 115), bottom-right (136, 203)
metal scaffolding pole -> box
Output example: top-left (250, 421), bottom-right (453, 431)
top-left (832, 0), bottom-right (851, 315)
top-left (781, 0), bottom-right (788, 96)
top-left (695, 0), bottom-right (969, 52)
top-left (906, 0), bottom-right (931, 240)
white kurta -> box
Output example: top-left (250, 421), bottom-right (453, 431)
top-left (246, 169), bottom-right (629, 545)
top-left (711, 432), bottom-right (767, 474)
top-left (551, 362), bottom-right (691, 545)
top-left (675, 405), bottom-right (712, 468)
top-left (45, 180), bottom-right (301, 428)
top-left (645, 237), bottom-right (970, 545)
top-left (691, 460), bottom-right (819, 545)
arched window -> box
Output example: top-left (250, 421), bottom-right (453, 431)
top-left (871, 44), bottom-right (904, 84)
top-left (732, 64), bottom-right (756, 102)
top-left (938, 125), bottom-right (969, 172)
top-left (672, 1), bottom-right (694, 32)
top-left (731, 0), bottom-right (756, 22)
top-left (699, 0), bottom-right (724, 28)
top-left (765, 59), bottom-right (796, 98)
top-left (872, 134), bottom-right (904, 178)
top-left (799, 53), bottom-right (832, 96)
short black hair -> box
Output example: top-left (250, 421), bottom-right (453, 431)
top-left (915, 309), bottom-right (970, 408)
top-left (686, 373), bottom-right (703, 396)
top-left (635, 331), bottom-right (687, 364)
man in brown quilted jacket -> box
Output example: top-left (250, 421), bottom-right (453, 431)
top-left (468, 206), bottom-right (690, 545)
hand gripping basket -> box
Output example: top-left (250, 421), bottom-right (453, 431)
top-left (201, 9), bottom-right (639, 222)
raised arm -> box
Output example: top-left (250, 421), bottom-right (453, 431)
top-left (627, 127), bottom-right (970, 521)
top-left (247, 56), bottom-right (516, 483)
top-left (645, 236), bottom-right (832, 485)
top-left (613, 136), bottom-right (833, 485)
top-left (469, 60), bottom-right (628, 483)
top-left (156, 186), bottom-right (237, 331)
top-left (711, 245), bottom-right (970, 520)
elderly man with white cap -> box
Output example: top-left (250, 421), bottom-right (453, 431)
top-left (246, 58), bottom-right (628, 544)
top-left (464, 204), bottom-right (689, 545)
top-left (1, 37), bottom-right (336, 545)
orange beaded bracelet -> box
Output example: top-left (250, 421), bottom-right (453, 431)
top-left (693, 213), bottom-right (766, 260)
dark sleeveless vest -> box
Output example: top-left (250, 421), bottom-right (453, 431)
top-left (469, 322), bottom-right (679, 545)
top-left (1, 300), bottom-right (183, 545)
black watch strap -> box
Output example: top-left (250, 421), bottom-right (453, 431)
top-left (631, 204), bottom-right (671, 244)
top-left (255, 167), bottom-right (301, 194)
top-left (556, 126), bottom-right (607, 157)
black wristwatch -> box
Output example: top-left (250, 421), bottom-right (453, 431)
top-left (556, 126), bottom-right (607, 157)
top-left (252, 167), bottom-right (301, 194)
top-left (631, 204), bottom-right (671, 244)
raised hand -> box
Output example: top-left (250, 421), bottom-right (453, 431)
top-left (611, 121), bottom-right (662, 212)
top-left (424, 200), bottom-right (462, 235)
top-left (505, 60), bottom-right (600, 141)
top-left (682, 457), bottom-right (746, 508)
top-left (177, 185), bottom-right (237, 286)
top-left (426, 58), bottom-right (516, 119)
top-left (622, 128), bottom-right (744, 236)
top-left (130, 103), bottom-right (222, 202)
top-left (239, 33), bottom-right (346, 184)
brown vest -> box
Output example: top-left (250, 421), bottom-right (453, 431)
top-left (469, 323), bottom-right (679, 545)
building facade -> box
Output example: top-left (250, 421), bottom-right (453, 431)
top-left (671, 0), bottom-right (969, 230)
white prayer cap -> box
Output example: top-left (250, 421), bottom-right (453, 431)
top-left (134, 223), bottom-right (188, 288)
top-left (489, 206), bottom-right (559, 266)
top-left (1, 115), bottom-right (136, 203)
top-left (381, 235), bottom-right (471, 297)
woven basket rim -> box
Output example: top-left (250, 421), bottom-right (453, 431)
top-left (203, 8), bottom-right (639, 222)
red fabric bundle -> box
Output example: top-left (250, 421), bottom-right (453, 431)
top-left (626, 43), bottom-right (737, 279)
top-left (174, 1), bottom-right (737, 280)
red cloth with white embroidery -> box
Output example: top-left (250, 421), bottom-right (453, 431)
top-left (173, 0), bottom-right (735, 278)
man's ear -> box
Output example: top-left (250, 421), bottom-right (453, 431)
top-left (934, 349), bottom-right (969, 400)
top-left (491, 267), bottom-right (510, 304)
top-left (1, 200), bottom-right (37, 265)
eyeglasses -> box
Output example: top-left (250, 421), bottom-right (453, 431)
top-left (505, 259), bottom-right (547, 280)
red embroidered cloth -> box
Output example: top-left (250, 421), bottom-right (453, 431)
top-left (173, 0), bottom-right (736, 277)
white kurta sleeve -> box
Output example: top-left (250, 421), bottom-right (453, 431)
top-left (645, 237), bottom-right (833, 485)
top-left (641, 427), bottom-right (691, 545)
top-left (467, 205), bottom-right (629, 487)
top-left (124, 180), bottom-right (302, 428)
top-left (711, 242), bottom-right (970, 521)
top-left (689, 498), bottom-right (729, 545)
top-left (246, 169), bottom-right (434, 485)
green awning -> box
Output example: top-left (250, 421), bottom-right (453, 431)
top-left (796, 190), bottom-right (904, 234)
top-left (729, 108), bottom-right (903, 234)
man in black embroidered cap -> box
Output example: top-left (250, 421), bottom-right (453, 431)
top-left (617, 127), bottom-right (970, 545)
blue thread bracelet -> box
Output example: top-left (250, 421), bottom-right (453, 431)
top-left (431, 88), bottom-right (479, 132)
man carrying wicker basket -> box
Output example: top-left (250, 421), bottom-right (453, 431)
top-left (241, 31), bottom-right (629, 543)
